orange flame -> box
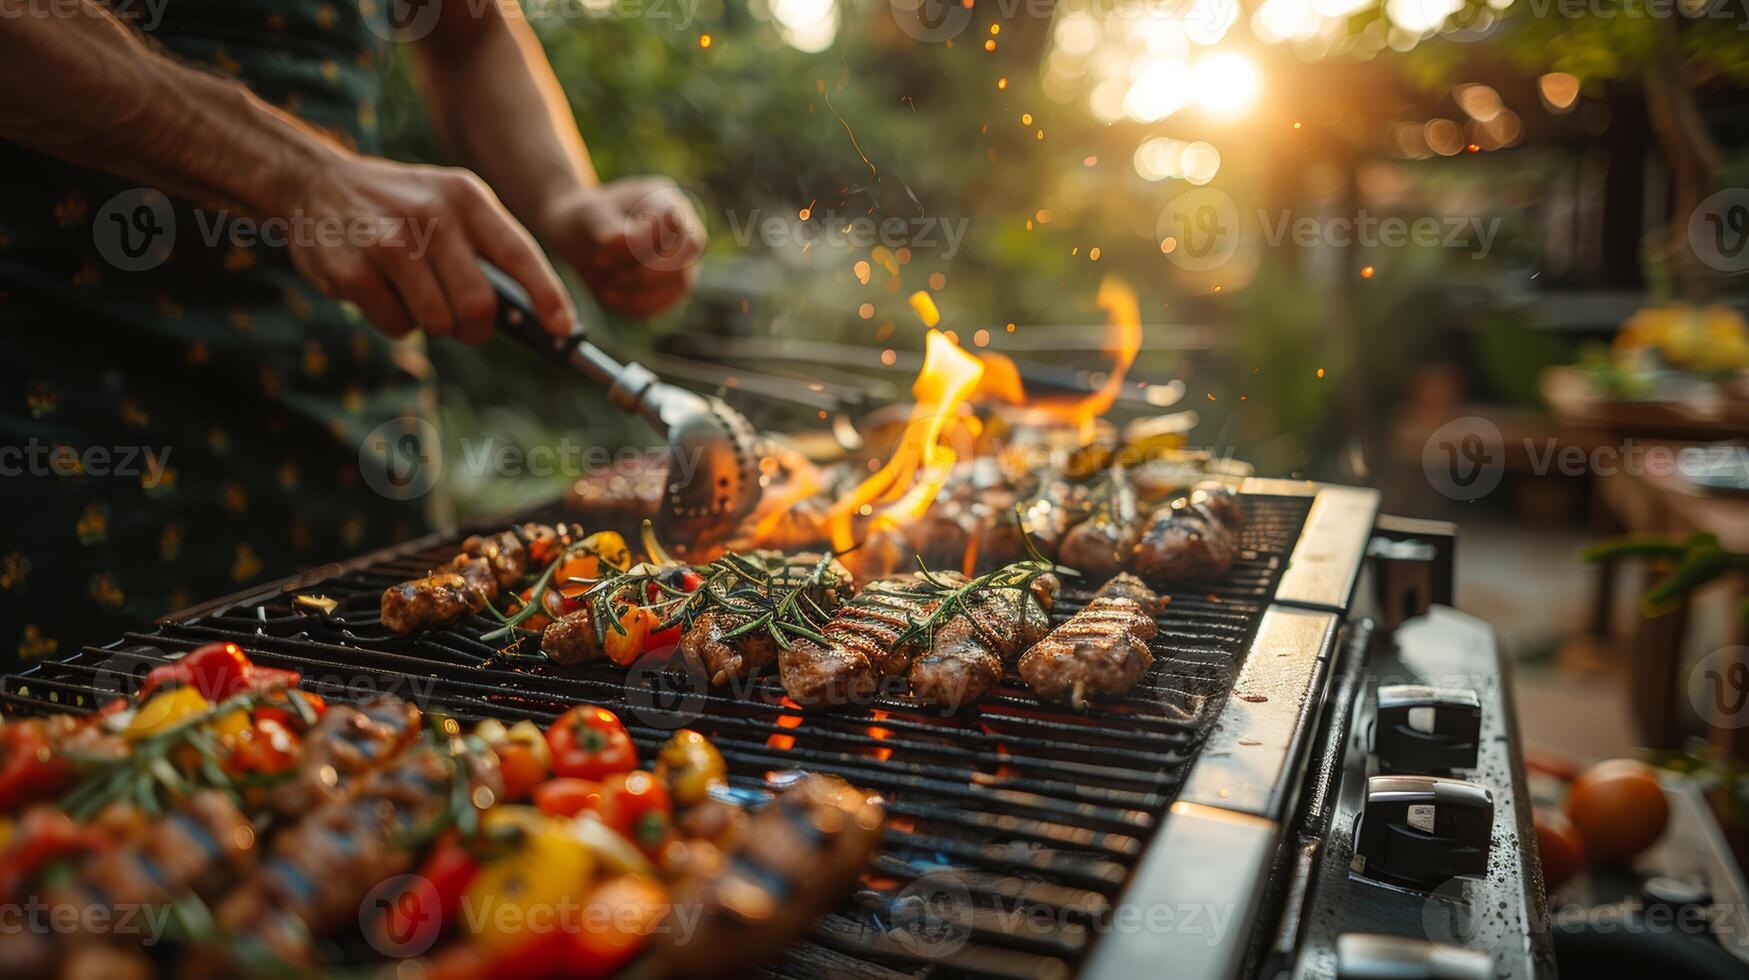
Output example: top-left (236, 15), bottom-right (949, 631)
top-left (978, 276), bottom-right (1142, 436)
top-left (827, 329), bottom-right (986, 550)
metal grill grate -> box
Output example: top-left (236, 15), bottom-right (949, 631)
top-left (1, 494), bottom-right (1313, 979)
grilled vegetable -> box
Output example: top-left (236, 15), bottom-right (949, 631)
top-left (546, 706), bottom-right (637, 780)
top-left (653, 730), bottom-right (726, 807)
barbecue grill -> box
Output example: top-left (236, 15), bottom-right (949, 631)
top-left (0, 479), bottom-right (1550, 980)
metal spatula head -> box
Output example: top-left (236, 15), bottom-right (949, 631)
top-left (479, 261), bottom-right (763, 549)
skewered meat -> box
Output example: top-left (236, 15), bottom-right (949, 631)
top-left (680, 611), bottom-right (777, 686)
top-left (1058, 464), bottom-right (1141, 579)
top-left (1188, 481), bottom-right (1245, 530)
top-left (380, 554), bottom-right (498, 633)
top-left (205, 739), bottom-right (504, 971)
top-left (1131, 499), bottom-right (1238, 584)
top-left (907, 573), bottom-right (1059, 708)
top-left (268, 695), bottom-right (424, 814)
top-left (1092, 571), bottom-right (1168, 613)
top-left (655, 775), bottom-right (884, 978)
top-left (1018, 575), bottom-right (1162, 709)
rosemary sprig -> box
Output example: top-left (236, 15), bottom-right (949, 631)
top-left (879, 557), bottom-right (1069, 651)
top-left (479, 540), bottom-right (588, 642)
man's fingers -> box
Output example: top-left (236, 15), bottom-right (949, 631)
top-left (379, 247), bottom-right (455, 339)
top-left (321, 253), bottom-right (413, 338)
top-left (455, 182), bottom-right (576, 339)
top-left (427, 231), bottom-right (497, 345)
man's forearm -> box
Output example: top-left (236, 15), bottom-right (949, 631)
top-left (0, 1), bottom-right (340, 217)
top-left (411, 0), bottom-right (598, 246)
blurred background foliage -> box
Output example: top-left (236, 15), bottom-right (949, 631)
top-left (373, 0), bottom-right (1747, 512)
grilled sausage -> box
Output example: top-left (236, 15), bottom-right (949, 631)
top-left (1017, 585), bottom-right (1160, 709)
top-left (380, 554), bottom-right (498, 633)
top-left (459, 529), bottom-right (529, 590)
top-left (1057, 465), bottom-right (1141, 579)
top-left (268, 696), bottom-right (424, 815)
top-left (655, 775), bottom-right (884, 979)
top-left (907, 573), bottom-right (1059, 708)
top-left (1093, 572), bottom-right (1168, 614)
top-left (1131, 500), bottom-right (1237, 584)
top-left (207, 741), bottom-right (504, 971)
top-left (540, 607), bottom-right (608, 665)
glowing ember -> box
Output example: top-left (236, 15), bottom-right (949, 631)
top-left (766, 706), bottom-right (804, 751)
top-left (826, 330), bottom-right (985, 550)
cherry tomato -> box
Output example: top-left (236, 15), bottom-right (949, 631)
top-left (603, 605), bottom-right (655, 667)
top-left (532, 777), bottom-right (606, 818)
top-left (496, 742), bottom-right (549, 803)
top-left (1564, 758), bottom-right (1668, 865)
top-left (1534, 808), bottom-right (1586, 892)
top-left (180, 642), bottom-right (252, 700)
top-left (377, 830), bottom-right (479, 945)
top-left (598, 771), bottom-right (674, 858)
top-left (0, 721), bottom-right (71, 811)
top-left (546, 706), bottom-right (637, 780)
top-left (653, 729), bottom-right (727, 807)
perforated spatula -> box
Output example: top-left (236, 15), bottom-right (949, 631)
top-left (479, 261), bottom-right (761, 549)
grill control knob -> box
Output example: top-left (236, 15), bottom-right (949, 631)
top-left (1374, 685), bottom-right (1481, 774)
top-left (1354, 775), bottom-right (1492, 891)
top-left (1335, 933), bottom-right (1493, 979)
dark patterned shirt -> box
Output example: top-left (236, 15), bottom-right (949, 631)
top-left (0, 1), bottom-right (435, 669)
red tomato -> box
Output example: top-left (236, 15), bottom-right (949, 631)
top-left (0, 719), bottom-right (71, 811)
top-left (546, 706), bottom-right (637, 780)
top-left (1533, 808), bottom-right (1586, 891)
top-left (531, 777), bottom-right (606, 818)
top-left (1564, 759), bottom-right (1669, 865)
top-left (598, 771), bottom-right (674, 857)
top-left (496, 742), bottom-right (549, 803)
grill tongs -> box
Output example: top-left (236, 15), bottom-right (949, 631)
top-left (480, 262), bottom-right (761, 549)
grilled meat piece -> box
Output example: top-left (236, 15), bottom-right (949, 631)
top-left (1131, 500), bottom-right (1238, 584)
top-left (1058, 465), bottom-right (1142, 579)
top-left (1018, 580), bottom-right (1161, 709)
top-left (675, 552), bottom-right (854, 687)
top-left (981, 473), bottom-right (1092, 566)
top-left (380, 554), bottom-right (497, 633)
top-left (680, 611), bottom-right (777, 686)
top-left (1094, 572), bottom-right (1168, 614)
top-left (655, 775), bottom-right (884, 979)
top-left (541, 607), bottom-right (608, 665)
top-left (208, 741), bottom-right (504, 971)
top-left (460, 529), bottom-right (529, 589)
top-left (778, 574), bottom-right (952, 706)
top-left (1188, 481), bottom-right (1245, 530)
top-left (268, 696), bottom-right (424, 814)
top-left (841, 522), bottom-right (911, 586)
top-left (907, 573), bottom-right (1059, 708)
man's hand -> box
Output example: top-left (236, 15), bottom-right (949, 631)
top-left (538, 177), bottom-right (707, 318)
top-left (285, 153), bottom-right (576, 344)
